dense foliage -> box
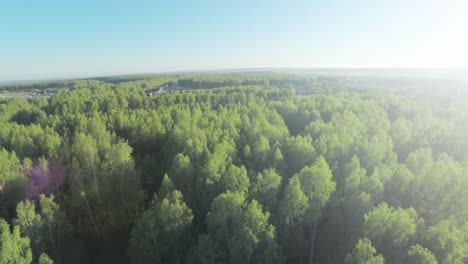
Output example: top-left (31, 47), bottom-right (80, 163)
top-left (0, 74), bottom-right (467, 263)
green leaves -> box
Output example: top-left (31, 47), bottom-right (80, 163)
top-left (297, 156), bottom-right (335, 216)
top-left (250, 168), bottom-right (282, 213)
top-left (0, 148), bottom-right (21, 187)
top-left (364, 203), bottom-right (418, 262)
top-left (66, 129), bottom-right (143, 236)
top-left (345, 238), bottom-right (384, 264)
top-left (425, 220), bottom-right (466, 264)
top-left (219, 165), bottom-right (249, 194)
top-left (408, 245), bottom-right (438, 264)
top-left (0, 219), bottom-right (32, 264)
top-left (128, 182), bottom-right (193, 264)
top-left (279, 157), bottom-right (336, 263)
top-left (282, 135), bottom-right (316, 176)
top-left (201, 192), bottom-right (282, 263)
top-left (14, 200), bottom-right (43, 256)
top-left (38, 253), bottom-right (54, 264)
top-left (14, 195), bottom-right (72, 264)
top-left (280, 156), bottom-right (336, 228)
top-left (279, 176), bottom-right (308, 228)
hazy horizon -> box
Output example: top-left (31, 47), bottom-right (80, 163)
top-left (2, 67), bottom-right (468, 85)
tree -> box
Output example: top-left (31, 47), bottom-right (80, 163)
top-left (170, 153), bottom-right (194, 196)
top-left (250, 168), bottom-right (282, 214)
top-left (342, 157), bottom-right (382, 219)
top-left (14, 200), bottom-right (43, 256)
top-left (383, 164), bottom-right (414, 208)
top-left (296, 156), bottom-right (336, 222)
top-left (364, 203), bottom-right (418, 263)
top-left (278, 175), bottom-right (310, 263)
top-left (66, 132), bottom-right (144, 236)
top-left (282, 135), bottom-right (316, 176)
top-left (218, 164), bottom-right (249, 194)
top-left (407, 244), bottom-right (438, 264)
top-left (424, 220), bottom-right (465, 264)
top-left (344, 238), bottom-right (384, 264)
top-left (187, 234), bottom-right (219, 264)
top-left (0, 177), bottom-right (28, 222)
top-left (194, 140), bottom-right (236, 217)
top-left (272, 148), bottom-right (286, 172)
top-left (279, 156), bottom-right (336, 263)
top-left (128, 179), bottom-right (193, 264)
top-left (38, 253), bottom-right (54, 264)
top-left (0, 219), bottom-right (32, 264)
top-left (14, 195), bottom-right (72, 264)
top-left (251, 136), bottom-right (271, 171)
top-left (322, 156), bottom-right (384, 262)
top-left (0, 148), bottom-right (21, 190)
top-left (279, 176), bottom-right (308, 228)
top-left (406, 148), bottom-right (433, 175)
top-left (24, 159), bottom-right (66, 200)
top-left (197, 192), bottom-right (282, 263)
top-left (158, 174), bottom-right (175, 199)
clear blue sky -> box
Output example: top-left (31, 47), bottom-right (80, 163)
top-left (1, 0), bottom-right (467, 81)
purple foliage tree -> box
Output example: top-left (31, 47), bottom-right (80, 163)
top-left (25, 159), bottom-right (65, 199)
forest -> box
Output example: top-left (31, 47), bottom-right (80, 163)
top-left (0, 73), bottom-right (467, 264)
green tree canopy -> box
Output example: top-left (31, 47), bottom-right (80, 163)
top-left (128, 182), bottom-right (193, 264)
top-left (408, 244), bottom-right (438, 264)
top-left (364, 203), bottom-right (418, 262)
top-left (0, 219), bottom-right (32, 264)
top-left (344, 238), bottom-right (384, 264)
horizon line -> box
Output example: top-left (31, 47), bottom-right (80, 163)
top-left (1, 66), bottom-right (467, 85)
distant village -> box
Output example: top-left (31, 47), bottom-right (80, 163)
top-left (145, 82), bottom-right (184, 96)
